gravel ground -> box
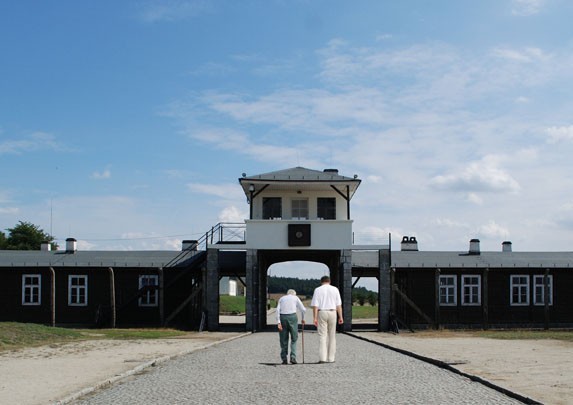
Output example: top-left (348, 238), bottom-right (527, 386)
top-left (75, 331), bottom-right (523, 405)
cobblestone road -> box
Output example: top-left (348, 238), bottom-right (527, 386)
top-left (76, 331), bottom-right (522, 405)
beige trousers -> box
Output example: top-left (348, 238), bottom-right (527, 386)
top-left (317, 310), bottom-right (337, 362)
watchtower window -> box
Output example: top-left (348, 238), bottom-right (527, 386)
top-left (263, 197), bottom-right (282, 219)
top-left (317, 198), bottom-right (336, 220)
top-left (291, 198), bottom-right (309, 220)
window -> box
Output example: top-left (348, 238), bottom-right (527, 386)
top-left (22, 274), bottom-right (41, 305)
top-left (139, 275), bottom-right (159, 307)
top-left (533, 275), bottom-right (553, 306)
top-left (317, 198), bottom-right (336, 220)
top-left (439, 275), bottom-right (457, 306)
top-left (262, 197), bottom-right (282, 219)
top-left (461, 275), bottom-right (481, 306)
top-left (68, 275), bottom-right (88, 306)
top-left (291, 198), bottom-right (309, 219)
top-left (510, 275), bottom-right (529, 306)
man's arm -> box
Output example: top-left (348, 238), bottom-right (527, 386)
top-left (313, 306), bottom-right (318, 327)
top-left (297, 297), bottom-right (306, 324)
top-left (336, 305), bottom-right (343, 324)
top-left (276, 298), bottom-right (282, 326)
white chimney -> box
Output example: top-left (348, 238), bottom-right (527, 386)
top-left (66, 238), bottom-right (77, 253)
top-left (469, 239), bottom-right (480, 255)
top-left (41, 241), bottom-right (51, 252)
top-left (182, 240), bottom-right (198, 251)
top-left (401, 236), bottom-right (419, 251)
top-left (502, 241), bottom-right (512, 252)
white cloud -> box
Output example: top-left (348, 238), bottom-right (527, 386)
top-left (218, 205), bottom-right (247, 223)
top-left (0, 132), bottom-right (65, 155)
top-left (545, 125), bottom-right (573, 143)
top-left (91, 168), bottom-right (111, 180)
top-left (137, 0), bottom-right (212, 22)
top-left (511, 0), bottom-right (546, 16)
top-left (434, 218), bottom-right (470, 229)
top-left (492, 46), bottom-right (548, 63)
top-left (187, 182), bottom-right (244, 201)
top-left (430, 156), bottom-right (521, 194)
top-left (477, 220), bottom-right (510, 239)
top-left (0, 207), bottom-right (19, 215)
top-left (467, 193), bottom-right (484, 205)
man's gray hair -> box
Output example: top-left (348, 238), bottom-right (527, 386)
top-left (287, 289), bottom-right (297, 296)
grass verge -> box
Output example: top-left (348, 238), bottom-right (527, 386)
top-left (0, 322), bottom-right (187, 352)
top-left (219, 295), bottom-right (246, 314)
top-left (352, 305), bottom-right (378, 319)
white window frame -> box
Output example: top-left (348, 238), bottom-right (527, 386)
top-left (68, 275), bottom-right (88, 307)
top-left (533, 275), bottom-right (553, 306)
top-left (461, 275), bottom-right (481, 306)
top-left (510, 275), bottom-right (530, 306)
top-left (139, 275), bottom-right (159, 307)
top-left (291, 198), bottom-right (309, 220)
top-left (439, 275), bottom-right (457, 306)
top-left (22, 274), bottom-right (41, 306)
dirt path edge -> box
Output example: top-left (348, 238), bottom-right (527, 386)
top-left (53, 332), bottom-right (252, 405)
top-left (344, 332), bottom-right (541, 405)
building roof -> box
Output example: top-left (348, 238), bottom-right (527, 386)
top-left (239, 166), bottom-right (361, 198)
top-left (0, 249), bottom-right (203, 268)
top-left (392, 251), bottom-right (573, 269)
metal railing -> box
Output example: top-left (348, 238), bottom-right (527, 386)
top-left (195, 222), bottom-right (246, 250)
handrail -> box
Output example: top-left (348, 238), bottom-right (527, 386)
top-left (194, 222), bottom-right (246, 251)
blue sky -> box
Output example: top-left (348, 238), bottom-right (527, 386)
top-left (1, 0), bottom-right (573, 270)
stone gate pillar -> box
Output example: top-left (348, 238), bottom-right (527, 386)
top-left (340, 249), bottom-right (353, 331)
top-left (245, 249), bottom-right (259, 332)
top-left (378, 248), bottom-right (391, 331)
top-left (205, 248), bottom-right (219, 331)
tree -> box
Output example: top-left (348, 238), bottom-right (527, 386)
top-left (0, 231), bottom-right (6, 249)
top-left (4, 221), bottom-right (58, 250)
top-left (367, 292), bottom-right (378, 306)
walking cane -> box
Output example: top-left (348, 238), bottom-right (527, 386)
top-left (301, 321), bottom-right (305, 364)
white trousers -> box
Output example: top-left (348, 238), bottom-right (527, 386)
top-left (317, 310), bottom-right (337, 362)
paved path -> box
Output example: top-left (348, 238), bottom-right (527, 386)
top-left (75, 332), bottom-right (522, 405)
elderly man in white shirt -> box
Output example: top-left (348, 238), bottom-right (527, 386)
top-left (276, 289), bottom-right (306, 364)
top-left (311, 275), bottom-right (343, 363)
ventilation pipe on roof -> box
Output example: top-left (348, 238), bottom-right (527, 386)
top-left (41, 241), bottom-right (51, 252)
top-left (66, 238), bottom-right (77, 253)
top-left (502, 241), bottom-right (512, 252)
top-left (469, 239), bottom-right (480, 255)
top-left (182, 240), bottom-right (198, 251)
top-left (401, 236), bottom-right (419, 251)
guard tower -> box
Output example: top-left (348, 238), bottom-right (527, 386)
top-left (204, 167), bottom-right (391, 331)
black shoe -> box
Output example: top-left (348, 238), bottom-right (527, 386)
top-left (282, 359), bottom-right (288, 365)
top-left (290, 358), bottom-right (297, 364)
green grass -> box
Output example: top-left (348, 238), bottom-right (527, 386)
top-left (476, 330), bottom-right (573, 342)
top-left (0, 322), bottom-right (84, 350)
top-left (0, 322), bottom-right (187, 352)
top-left (219, 295), bottom-right (246, 314)
top-left (352, 305), bottom-right (378, 319)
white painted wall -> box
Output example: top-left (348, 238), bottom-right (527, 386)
top-left (351, 250), bottom-right (379, 268)
top-left (245, 219), bottom-right (353, 250)
top-left (251, 189), bottom-right (348, 220)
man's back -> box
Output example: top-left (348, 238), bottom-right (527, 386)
top-left (311, 284), bottom-right (341, 310)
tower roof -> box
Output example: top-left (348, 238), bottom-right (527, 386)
top-left (238, 166), bottom-right (361, 198)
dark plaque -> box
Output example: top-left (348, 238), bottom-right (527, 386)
top-left (288, 224), bottom-right (311, 246)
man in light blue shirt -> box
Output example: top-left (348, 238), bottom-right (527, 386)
top-left (276, 289), bottom-right (306, 364)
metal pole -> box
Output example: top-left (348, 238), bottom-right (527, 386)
top-left (544, 269), bottom-right (550, 330)
top-left (301, 321), bottom-right (305, 364)
top-left (108, 267), bottom-right (116, 328)
top-left (159, 267), bottom-right (164, 326)
top-left (49, 267), bottom-right (56, 327)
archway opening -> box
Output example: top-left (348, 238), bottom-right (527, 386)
top-left (351, 275), bottom-right (379, 329)
top-left (219, 276), bottom-right (247, 326)
top-left (267, 261), bottom-right (329, 328)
